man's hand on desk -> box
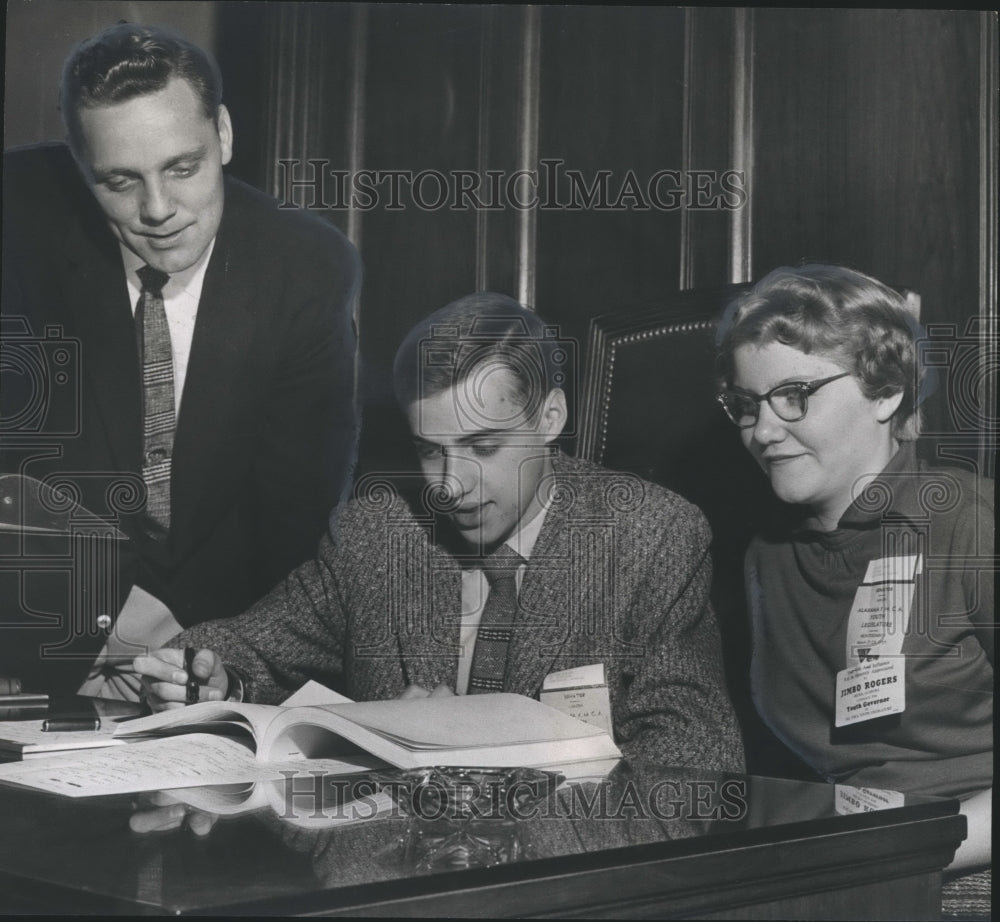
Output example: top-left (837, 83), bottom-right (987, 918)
top-left (132, 648), bottom-right (228, 711)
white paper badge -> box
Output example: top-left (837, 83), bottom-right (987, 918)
top-left (862, 554), bottom-right (923, 585)
top-left (835, 658), bottom-right (906, 727)
top-left (844, 554), bottom-right (922, 667)
top-left (542, 663), bottom-right (606, 691)
top-left (835, 784), bottom-right (905, 814)
top-left (540, 664), bottom-right (614, 736)
top-left (845, 582), bottom-right (916, 665)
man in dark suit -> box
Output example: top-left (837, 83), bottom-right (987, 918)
top-left (0, 24), bottom-right (359, 697)
top-left (136, 294), bottom-right (744, 770)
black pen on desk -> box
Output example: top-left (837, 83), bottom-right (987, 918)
top-left (41, 718), bottom-right (101, 732)
top-left (185, 646), bottom-right (200, 705)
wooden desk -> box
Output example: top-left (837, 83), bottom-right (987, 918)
top-left (0, 760), bottom-right (963, 918)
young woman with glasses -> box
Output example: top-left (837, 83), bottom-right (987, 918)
top-left (715, 265), bottom-right (992, 882)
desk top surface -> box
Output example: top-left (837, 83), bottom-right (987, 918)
top-left (0, 751), bottom-right (961, 916)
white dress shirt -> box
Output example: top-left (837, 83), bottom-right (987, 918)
top-left (120, 239), bottom-right (215, 416)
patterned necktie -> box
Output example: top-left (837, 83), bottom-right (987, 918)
top-left (468, 546), bottom-right (526, 694)
top-left (136, 265), bottom-right (174, 531)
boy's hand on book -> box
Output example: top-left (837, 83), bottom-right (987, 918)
top-left (133, 648), bottom-right (228, 711)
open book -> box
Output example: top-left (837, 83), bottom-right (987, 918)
top-left (0, 692), bottom-right (621, 798)
top-left (0, 679), bottom-right (343, 759)
top-left (0, 721), bottom-right (124, 757)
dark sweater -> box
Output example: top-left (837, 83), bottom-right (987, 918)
top-left (746, 442), bottom-right (993, 797)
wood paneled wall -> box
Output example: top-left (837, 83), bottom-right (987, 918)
top-left (750, 9), bottom-right (993, 472)
top-left (3, 0), bottom-right (218, 149)
top-left (217, 5), bottom-right (995, 477)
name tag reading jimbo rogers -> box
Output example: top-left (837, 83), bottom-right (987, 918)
top-left (834, 554), bottom-right (921, 728)
top-left (835, 658), bottom-right (906, 727)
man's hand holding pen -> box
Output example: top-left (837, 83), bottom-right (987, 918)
top-left (133, 648), bottom-right (228, 711)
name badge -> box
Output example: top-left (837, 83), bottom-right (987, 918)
top-left (835, 783), bottom-right (905, 814)
top-left (835, 657), bottom-right (906, 726)
top-left (541, 664), bottom-right (614, 737)
top-left (861, 554), bottom-right (923, 585)
top-left (844, 554), bottom-right (922, 665)
top-left (835, 555), bottom-right (920, 727)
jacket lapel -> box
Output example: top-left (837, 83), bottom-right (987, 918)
top-left (506, 481), bottom-right (574, 697)
top-left (168, 187), bottom-right (256, 546)
top-left (395, 534), bottom-right (463, 690)
top-left (61, 219), bottom-right (142, 473)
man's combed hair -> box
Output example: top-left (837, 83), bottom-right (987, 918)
top-left (716, 264), bottom-right (923, 440)
top-left (393, 292), bottom-right (564, 417)
top-left (60, 22), bottom-right (223, 155)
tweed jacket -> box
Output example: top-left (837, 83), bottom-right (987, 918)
top-left (1, 142), bottom-right (359, 695)
top-left (177, 453), bottom-right (745, 771)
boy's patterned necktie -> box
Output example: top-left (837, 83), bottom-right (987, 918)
top-left (468, 546), bottom-right (526, 694)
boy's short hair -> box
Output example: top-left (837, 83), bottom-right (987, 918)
top-left (393, 292), bottom-right (564, 419)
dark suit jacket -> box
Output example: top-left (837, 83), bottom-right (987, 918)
top-left (177, 453), bottom-right (745, 771)
top-left (1, 142), bottom-right (360, 694)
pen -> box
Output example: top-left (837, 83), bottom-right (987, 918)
top-left (41, 718), bottom-right (101, 732)
top-left (185, 646), bottom-right (200, 705)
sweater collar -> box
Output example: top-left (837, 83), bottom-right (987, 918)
top-left (788, 441), bottom-right (923, 541)
top-left (838, 440), bottom-right (922, 527)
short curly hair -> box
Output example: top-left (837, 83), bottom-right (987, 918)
top-left (716, 264), bottom-right (922, 440)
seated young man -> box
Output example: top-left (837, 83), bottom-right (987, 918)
top-left (135, 293), bottom-right (744, 770)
